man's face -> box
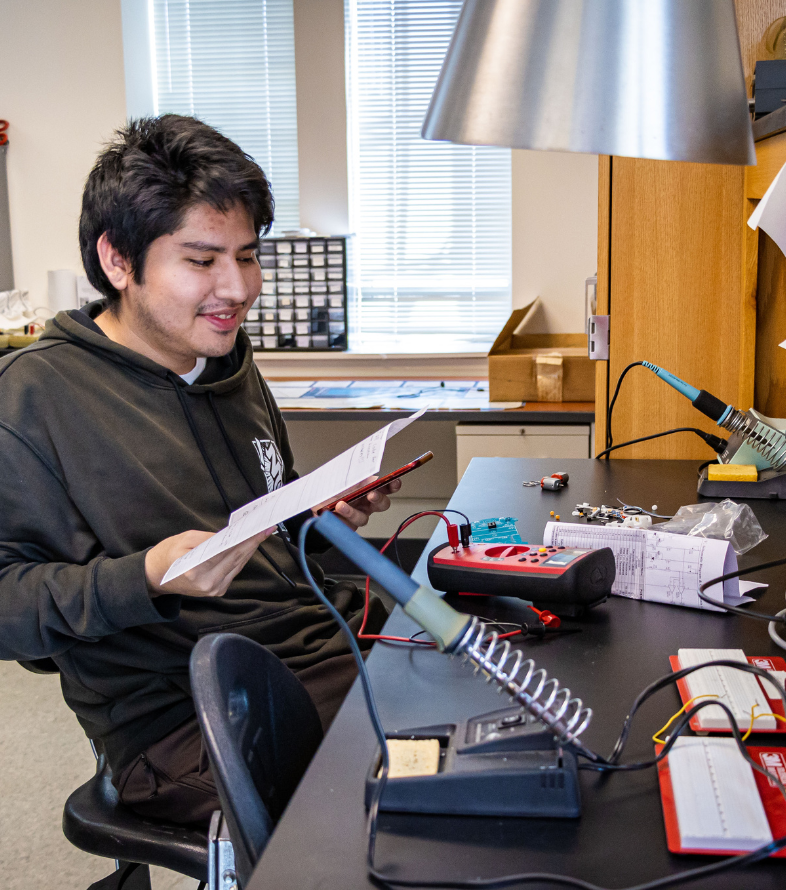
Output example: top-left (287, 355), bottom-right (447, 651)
top-left (112, 202), bottom-right (262, 370)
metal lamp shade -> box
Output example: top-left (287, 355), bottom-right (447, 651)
top-left (422, 0), bottom-right (755, 166)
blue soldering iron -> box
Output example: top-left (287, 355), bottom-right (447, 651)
top-left (306, 510), bottom-right (595, 751)
top-left (643, 362), bottom-right (786, 472)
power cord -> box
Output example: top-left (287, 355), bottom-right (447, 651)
top-left (583, 659), bottom-right (786, 771)
top-left (770, 610), bottom-right (786, 651)
top-left (295, 521), bottom-right (786, 890)
top-left (606, 361), bottom-right (644, 451)
top-left (596, 427), bottom-right (727, 460)
top-left (697, 556), bottom-right (786, 627)
top-left (602, 361), bottom-right (727, 459)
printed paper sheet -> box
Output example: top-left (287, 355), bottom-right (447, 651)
top-left (543, 522), bottom-right (761, 611)
top-left (162, 408), bottom-right (426, 584)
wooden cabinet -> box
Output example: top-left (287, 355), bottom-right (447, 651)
top-left (595, 0), bottom-right (786, 459)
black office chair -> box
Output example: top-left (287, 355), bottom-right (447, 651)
top-left (189, 633), bottom-right (324, 888)
top-left (18, 658), bottom-right (209, 889)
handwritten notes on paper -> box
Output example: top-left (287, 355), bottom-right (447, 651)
top-left (162, 408), bottom-right (427, 584)
top-left (543, 522), bottom-right (761, 611)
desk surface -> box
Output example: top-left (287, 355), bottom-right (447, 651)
top-left (249, 458), bottom-right (786, 890)
top-left (281, 401), bottom-right (595, 424)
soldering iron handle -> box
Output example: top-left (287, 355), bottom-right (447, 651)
top-left (310, 511), bottom-right (472, 652)
top-left (312, 510), bottom-right (419, 605)
top-left (643, 362), bottom-right (731, 423)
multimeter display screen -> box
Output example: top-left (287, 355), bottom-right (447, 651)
top-left (540, 549), bottom-right (584, 567)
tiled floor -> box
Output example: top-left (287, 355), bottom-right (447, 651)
top-left (0, 659), bottom-right (198, 890)
top-left (0, 576), bottom-right (393, 889)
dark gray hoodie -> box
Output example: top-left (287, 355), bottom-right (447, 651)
top-left (0, 302), bottom-right (382, 769)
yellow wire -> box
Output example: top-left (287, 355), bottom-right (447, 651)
top-left (741, 704), bottom-right (759, 742)
top-left (652, 695), bottom-right (717, 745)
top-left (741, 706), bottom-right (786, 741)
top-left (654, 697), bottom-right (786, 746)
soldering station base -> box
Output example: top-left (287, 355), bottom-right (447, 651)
top-left (365, 706), bottom-right (581, 818)
top-left (697, 466), bottom-right (786, 500)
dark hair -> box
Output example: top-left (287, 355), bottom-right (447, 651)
top-left (79, 115), bottom-right (274, 307)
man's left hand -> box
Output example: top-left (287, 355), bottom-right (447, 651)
top-left (334, 478), bottom-right (402, 531)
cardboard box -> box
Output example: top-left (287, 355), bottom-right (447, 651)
top-left (488, 299), bottom-right (595, 402)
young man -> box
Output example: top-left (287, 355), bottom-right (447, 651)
top-left (0, 115), bottom-right (398, 826)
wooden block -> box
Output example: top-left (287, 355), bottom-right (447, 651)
top-left (707, 464), bottom-right (758, 482)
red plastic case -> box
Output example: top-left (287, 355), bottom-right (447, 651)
top-left (427, 543), bottom-right (615, 616)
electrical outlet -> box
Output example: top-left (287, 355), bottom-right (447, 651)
top-left (587, 315), bottom-right (609, 361)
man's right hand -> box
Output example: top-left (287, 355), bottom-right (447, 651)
top-left (145, 527), bottom-right (275, 598)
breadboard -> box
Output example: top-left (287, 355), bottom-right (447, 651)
top-left (670, 650), bottom-right (786, 734)
top-left (657, 739), bottom-right (786, 857)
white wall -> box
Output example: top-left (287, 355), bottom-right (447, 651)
top-left (511, 149), bottom-right (599, 333)
top-left (2, 0), bottom-right (598, 335)
top-left (1, 0), bottom-right (127, 308)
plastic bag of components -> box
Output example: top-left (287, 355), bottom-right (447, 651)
top-left (655, 499), bottom-right (767, 555)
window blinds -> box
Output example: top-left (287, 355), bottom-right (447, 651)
top-left (151, 0), bottom-right (300, 233)
top-left (345, 0), bottom-right (512, 353)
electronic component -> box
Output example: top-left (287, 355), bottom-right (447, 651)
top-left (308, 510), bottom-right (595, 750)
top-left (658, 738), bottom-right (776, 854)
top-left (469, 517), bottom-right (524, 544)
top-left (365, 706), bottom-right (580, 817)
top-left (572, 502), bottom-right (655, 526)
top-left (674, 649), bottom-right (780, 732)
top-left (427, 542), bottom-right (615, 615)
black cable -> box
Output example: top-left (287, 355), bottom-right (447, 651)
top-left (371, 687), bottom-right (786, 889)
top-left (392, 510), bottom-right (456, 571)
top-left (606, 361), bottom-right (644, 451)
top-left (596, 427), bottom-right (727, 460)
top-left (580, 697), bottom-right (786, 797)
top-left (296, 517), bottom-right (391, 868)
top-left (698, 557), bottom-right (786, 624)
top-left (296, 514), bottom-right (786, 890)
top-left (599, 659), bottom-right (786, 767)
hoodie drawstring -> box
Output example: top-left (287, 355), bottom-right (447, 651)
top-left (172, 380), bottom-right (234, 513)
top-left (206, 392), bottom-right (259, 497)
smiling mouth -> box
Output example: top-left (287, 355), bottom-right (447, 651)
top-left (199, 310), bottom-right (241, 331)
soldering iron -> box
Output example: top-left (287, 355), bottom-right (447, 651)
top-left (643, 362), bottom-right (786, 471)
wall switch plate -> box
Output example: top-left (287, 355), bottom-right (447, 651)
top-left (587, 315), bottom-right (609, 361)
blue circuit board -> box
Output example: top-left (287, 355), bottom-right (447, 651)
top-left (470, 517), bottom-right (525, 545)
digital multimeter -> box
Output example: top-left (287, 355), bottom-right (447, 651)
top-left (427, 542), bottom-right (615, 615)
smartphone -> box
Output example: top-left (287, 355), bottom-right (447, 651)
top-left (319, 452), bottom-right (434, 513)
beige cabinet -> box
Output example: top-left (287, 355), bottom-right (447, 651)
top-left (456, 424), bottom-right (591, 482)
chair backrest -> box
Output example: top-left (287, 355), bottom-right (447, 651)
top-left (189, 633), bottom-right (323, 887)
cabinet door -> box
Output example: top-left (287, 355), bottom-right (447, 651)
top-left (456, 424), bottom-right (590, 481)
top-left (595, 156), bottom-right (749, 459)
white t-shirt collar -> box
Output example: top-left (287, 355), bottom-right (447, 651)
top-left (180, 356), bottom-right (207, 384)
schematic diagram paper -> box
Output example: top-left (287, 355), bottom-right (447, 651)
top-left (543, 522), bottom-right (759, 611)
top-left (162, 408), bottom-right (427, 584)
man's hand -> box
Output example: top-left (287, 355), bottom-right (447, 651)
top-left (333, 478), bottom-right (402, 531)
top-left (145, 527), bottom-right (275, 598)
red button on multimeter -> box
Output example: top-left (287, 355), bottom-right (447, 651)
top-left (427, 542), bottom-right (616, 617)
